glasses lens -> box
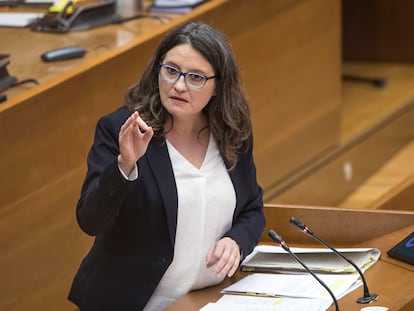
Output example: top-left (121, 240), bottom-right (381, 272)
top-left (186, 73), bottom-right (206, 89)
top-left (160, 65), bottom-right (179, 83)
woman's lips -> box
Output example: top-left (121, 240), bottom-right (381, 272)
top-left (169, 96), bottom-right (188, 103)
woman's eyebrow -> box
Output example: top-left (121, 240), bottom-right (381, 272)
top-left (163, 60), bottom-right (210, 75)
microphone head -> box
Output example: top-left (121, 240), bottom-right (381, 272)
top-left (290, 217), bottom-right (306, 230)
top-left (268, 230), bottom-right (290, 251)
top-left (268, 230), bottom-right (283, 244)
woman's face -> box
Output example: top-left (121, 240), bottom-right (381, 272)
top-left (158, 44), bottom-right (216, 122)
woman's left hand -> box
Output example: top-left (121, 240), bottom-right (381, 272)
top-left (206, 237), bottom-right (241, 278)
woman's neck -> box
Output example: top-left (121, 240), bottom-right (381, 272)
top-left (167, 115), bottom-right (208, 138)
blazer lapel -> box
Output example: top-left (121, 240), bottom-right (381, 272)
top-left (146, 137), bottom-right (178, 248)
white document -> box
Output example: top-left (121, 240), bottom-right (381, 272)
top-left (241, 245), bottom-right (381, 273)
top-left (200, 295), bottom-right (332, 311)
top-left (221, 273), bottom-right (361, 300)
top-left (23, 0), bottom-right (54, 3)
top-left (154, 0), bottom-right (206, 7)
top-left (0, 12), bottom-right (44, 27)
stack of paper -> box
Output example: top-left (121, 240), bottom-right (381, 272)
top-left (241, 245), bottom-right (381, 273)
top-left (201, 295), bottom-right (332, 311)
top-left (154, 0), bottom-right (206, 6)
top-left (200, 273), bottom-right (361, 311)
top-left (199, 245), bottom-right (381, 310)
top-left (149, 0), bottom-right (208, 14)
top-left (221, 273), bottom-right (361, 300)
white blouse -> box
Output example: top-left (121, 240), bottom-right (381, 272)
top-left (143, 135), bottom-right (236, 310)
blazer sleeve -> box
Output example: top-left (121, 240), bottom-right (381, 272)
top-left (76, 109), bottom-right (136, 236)
top-left (224, 139), bottom-right (266, 260)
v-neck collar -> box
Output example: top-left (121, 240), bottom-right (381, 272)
top-left (166, 134), bottom-right (213, 171)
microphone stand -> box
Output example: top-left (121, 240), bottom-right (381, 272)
top-left (290, 217), bottom-right (379, 304)
top-left (268, 230), bottom-right (340, 311)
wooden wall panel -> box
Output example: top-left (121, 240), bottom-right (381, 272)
top-left (0, 168), bottom-right (92, 311)
top-left (343, 0), bottom-right (414, 63)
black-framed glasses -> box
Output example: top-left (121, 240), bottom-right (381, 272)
top-left (159, 63), bottom-right (215, 90)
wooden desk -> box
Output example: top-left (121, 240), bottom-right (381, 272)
top-left (167, 205), bottom-right (414, 310)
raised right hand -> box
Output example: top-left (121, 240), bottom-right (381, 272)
top-left (118, 111), bottom-right (154, 175)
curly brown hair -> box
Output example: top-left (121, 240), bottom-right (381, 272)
top-left (125, 22), bottom-right (252, 170)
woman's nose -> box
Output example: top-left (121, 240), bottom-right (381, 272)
top-left (173, 75), bottom-right (187, 91)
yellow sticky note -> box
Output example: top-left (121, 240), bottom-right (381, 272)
top-left (49, 0), bottom-right (79, 13)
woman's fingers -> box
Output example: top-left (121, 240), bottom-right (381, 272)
top-left (206, 237), bottom-right (240, 278)
top-left (118, 111), bottom-right (153, 166)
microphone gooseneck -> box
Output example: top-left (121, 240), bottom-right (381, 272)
top-left (268, 230), bottom-right (340, 311)
top-left (289, 217), bottom-right (379, 304)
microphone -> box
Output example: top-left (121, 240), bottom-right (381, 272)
top-left (289, 216), bottom-right (378, 304)
top-left (342, 74), bottom-right (387, 88)
top-left (268, 230), bottom-right (340, 311)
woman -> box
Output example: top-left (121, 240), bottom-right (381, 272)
top-left (68, 22), bottom-right (265, 311)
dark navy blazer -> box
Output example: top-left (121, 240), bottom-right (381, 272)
top-left (68, 107), bottom-right (265, 311)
